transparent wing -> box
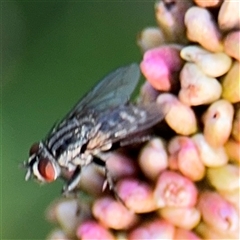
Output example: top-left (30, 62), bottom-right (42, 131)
top-left (86, 102), bottom-right (167, 150)
top-left (67, 63), bottom-right (140, 118)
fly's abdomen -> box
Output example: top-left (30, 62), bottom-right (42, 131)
top-left (102, 103), bottom-right (163, 135)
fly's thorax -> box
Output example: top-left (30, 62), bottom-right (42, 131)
top-left (57, 139), bottom-right (87, 169)
top-left (52, 118), bottom-right (101, 169)
top-left (25, 142), bottom-right (61, 183)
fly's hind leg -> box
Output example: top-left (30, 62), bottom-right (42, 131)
top-left (93, 157), bottom-right (115, 191)
top-left (93, 156), bottom-right (126, 206)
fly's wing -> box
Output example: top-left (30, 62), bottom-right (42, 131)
top-left (45, 63), bottom-right (140, 138)
top-left (67, 63), bottom-right (140, 118)
top-left (86, 102), bottom-right (167, 150)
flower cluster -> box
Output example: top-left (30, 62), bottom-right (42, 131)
top-left (47, 1), bottom-right (239, 239)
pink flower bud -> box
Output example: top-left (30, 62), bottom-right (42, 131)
top-left (116, 178), bottom-right (157, 213)
top-left (179, 63), bottom-right (222, 106)
top-left (128, 219), bottom-right (175, 240)
top-left (138, 137), bottom-right (168, 180)
top-left (159, 206), bottom-right (201, 230)
top-left (185, 6), bottom-right (223, 52)
top-left (106, 152), bottom-right (138, 180)
top-left (154, 170), bottom-right (198, 208)
top-left (197, 191), bottom-right (239, 234)
top-left (191, 133), bottom-right (228, 167)
top-left (168, 136), bottom-right (205, 181)
top-left (140, 45), bottom-right (183, 91)
top-left (157, 93), bottom-right (197, 135)
top-left (76, 220), bottom-right (115, 240)
top-left (202, 99), bottom-right (234, 147)
top-left (174, 227), bottom-right (202, 240)
top-left (92, 197), bottom-right (138, 230)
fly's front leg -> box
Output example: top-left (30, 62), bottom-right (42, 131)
top-left (62, 166), bottom-right (81, 197)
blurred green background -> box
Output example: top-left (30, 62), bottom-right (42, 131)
top-left (2, 1), bottom-right (156, 239)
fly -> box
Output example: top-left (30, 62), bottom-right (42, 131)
top-left (24, 63), bottom-right (165, 197)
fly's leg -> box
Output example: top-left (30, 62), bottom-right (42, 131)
top-left (93, 157), bottom-right (115, 190)
top-left (93, 157), bottom-right (126, 206)
top-left (62, 166), bottom-right (81, 197)
top-left (120, 134), bottom-right (152, 147)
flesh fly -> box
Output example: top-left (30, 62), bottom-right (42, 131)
top-left (24, 63), bottom-right (165, 196)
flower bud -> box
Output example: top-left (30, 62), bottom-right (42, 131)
top-left (92, 197), bottom-right (138, 229)
top-left (197, 191), bottom-right (239, 234)
top-left (159, 206), bottom-right (201, 230)
top-left (115, 232), bottom-right (127, 240)
top-left (179, 63), bottom-right (222, 106)
top-left (191, 133), bottom-right (228, 167)
top-left (185, 6), bottom-right (223, 52)
top-left (224, 30), bottom-right (240, 61)
top-left (196, 221), bottom-right (237, 239)
top-left (157, 93), bottom-right (197, 135)
top-left (218, 188), bottom-right (240, 212)
top-left (47, 229), bottom-right (71, 240)
top-left (168, 152), bottom-right (179, 171)
top-left (218, 0), bottom-right (240, 31)
top-left (207, 163), bottom-right (240, 192)
top-left (47, 199), bottom-right (91, 237)
top-left (194, 0), bottom-right (221, 8)
top-left (168, 136), bottom-right (205, 181)
top-left (154, 170), bottom-right (198, 208)
top-left (221, 61), bottom-right (240, 103)
top-left (155, 0), bottom-right (192, 43)
top-left (140, 45), bottom-right (183, 91)
top-left (174, 228), bottom-right (201, 240)
top-left (79, 164), bottom-right (105, 196)
top-left (116, 178), bottom-right (157, 213)
top-left (137, 27), bottom-right (165, 52)
top-left (202, 99), bottom-right (234, 147)
top-left (76, 220), bottom-right (115, 240)
top-left (139, 81), bottom-right (160, 104)
top-left (128, 219), bottom-right (175, 240)
top-left (180, 45), bottom-right (232, 77)
top-left (106, 152), bottom-right (138, 180)
top-left (224, 139), bottom-right (240, 164)
top-left (232, 106), bottom-right (240, 142)
top-left (139, 137), bottom-right (168, 180)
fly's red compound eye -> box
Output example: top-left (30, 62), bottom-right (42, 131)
top-left (38, 158), bottom-right (56, 182)
top-left (29, 142), bottom-right (39, 156)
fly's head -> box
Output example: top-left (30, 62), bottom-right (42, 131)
top-left (24, 142), bottom-right (61, 184)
